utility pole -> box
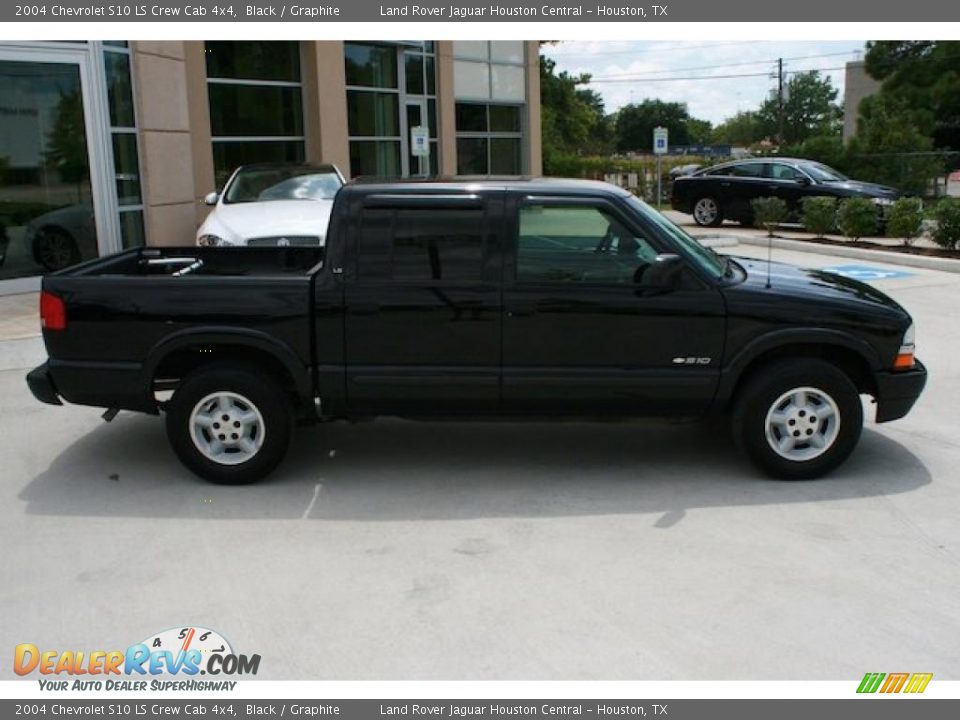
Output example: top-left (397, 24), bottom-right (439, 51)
top-left (777, 57), bottom-right (784, 146)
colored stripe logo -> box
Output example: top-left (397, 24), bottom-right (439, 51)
top-left (857, 672), bottom-right (932, 694)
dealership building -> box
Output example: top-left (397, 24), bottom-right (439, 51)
top-left (0, 40), bottom-right (542, 293)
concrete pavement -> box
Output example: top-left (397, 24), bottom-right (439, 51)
top-left (1, 244), bottom-right (958, 680)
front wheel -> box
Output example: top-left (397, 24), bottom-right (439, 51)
top-left (693, 196), bottom-right (724, 227)
top-left (732, 360), bottom-right (863, 479)
top-left (165, 362), bottom-right (293, 484)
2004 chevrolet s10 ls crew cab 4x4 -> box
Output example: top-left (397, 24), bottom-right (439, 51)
top-left (26, 179), bottom-right (926, 484)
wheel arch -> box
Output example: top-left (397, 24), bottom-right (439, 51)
top-left (717, 330), bottom-right (880, 409)
top-left (145, 328), bottom-right (313, 412)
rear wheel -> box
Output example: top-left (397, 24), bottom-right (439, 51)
top-left (34, 228), bottom-right (81, 271)
top-left (165, 362), bottom-right (292, 484)
top-left (732, 359), bottom-right (863, 479)
top-left (693, 196), bottom-right (723, 227)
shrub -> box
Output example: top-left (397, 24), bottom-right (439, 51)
top-left (750, 197), bottom-right (788, 237)
top-left (930, 198), bottom-right (960, 250)
top-left (836, 198), bottom-right (879, 241)
top-left (885, 197), bottom-right (925, 246)
top-left (801, 196), bottom-right (837, 238)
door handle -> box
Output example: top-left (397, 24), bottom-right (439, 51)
top-left (505, 305), bottom-right (535, 318)
top-left (350, 301), bottom-right (380, 316)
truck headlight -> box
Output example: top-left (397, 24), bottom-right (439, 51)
top-left (197, 234), bottom-right (224, 247)
top-left (894, 322), bottom-right (916, 370)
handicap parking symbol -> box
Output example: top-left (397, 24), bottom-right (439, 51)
top-left (821, 264), bottom-right (914, 281)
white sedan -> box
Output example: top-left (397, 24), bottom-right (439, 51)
top-left (196, 163), bottom-right (344, 247)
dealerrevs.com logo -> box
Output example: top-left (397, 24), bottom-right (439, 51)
top-left (14, 626), bottom-right (260, 691)
top-left (857, 672), bottom-right (933, 694)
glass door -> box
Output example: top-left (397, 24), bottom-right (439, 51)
top-left (0, 45), bottom-right (114, 291)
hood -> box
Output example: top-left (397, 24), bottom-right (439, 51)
top-left (732, 256), bottom-right (908, 316)
top-left (198, 199), bottom-right (334, 244)
top-left (819, 180), bottom-right (900, 198)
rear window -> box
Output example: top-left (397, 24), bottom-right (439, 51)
top-left (358, 207), bottom-right (486, 283)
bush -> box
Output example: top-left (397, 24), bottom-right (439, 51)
top-left (801, 196), bottom-right (837, 237)
top-left (836, 198), bottom-right (879, 241)
top-left (885, 197), bottom-right (925, 246)
top-left (930, 198), bottom-right (960, 250)
top-left (750, 197), bottom-right (788, 237)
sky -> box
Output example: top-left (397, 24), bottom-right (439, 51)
top-left (546, 40), bottom-right (867, 126)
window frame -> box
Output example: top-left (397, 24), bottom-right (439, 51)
top-left (455, 102), bottom-right (525, 176)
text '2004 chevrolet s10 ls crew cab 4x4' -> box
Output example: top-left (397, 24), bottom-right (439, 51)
top-left (26, 179), bottom-right (927, 484)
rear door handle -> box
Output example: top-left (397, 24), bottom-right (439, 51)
top-left (505, 304), bottom-right (535, 318)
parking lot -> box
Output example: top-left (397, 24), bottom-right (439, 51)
top-left (1, 242), bottom-right (959, 681)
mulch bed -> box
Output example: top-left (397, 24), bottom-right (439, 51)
top-left (773, 235), bottom-right (960, 259)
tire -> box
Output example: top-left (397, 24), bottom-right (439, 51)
top-left (34, 227), bottom-right (81, 271)
top-left (693, 196), bottom-right (723, 227)
top-left (731, 359), bottom-right (863, 480)
top-left (165, 362), bottom-right (293, 484)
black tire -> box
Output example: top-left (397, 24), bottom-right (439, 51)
top-left (34, 227), bottom-right (81, 271)
top-left (731, 359), bottom-right (863, 480)
top-left (693, 196), bottom-right (724, 227)
top-left (165, 362), bottom-right (293, 484)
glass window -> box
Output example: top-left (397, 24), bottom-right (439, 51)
top-left (119, 209), bottom-right (145, 249)
top-left (224, 165), bottom-right (342, 204)
top-left (491, 65), bottom-right (525, 101)
top-left (103, 51), bottom-right (135, 128)
top-left (349, 140), bottom-right (401, 178)
top-left (347, 91), bottom-right (399, 137)
top-left (455, 103), bottom-right (487, 133)
top-left (456, 138), bottom-right (489, 175)
top-left (345, 43), bottom-right (398, 88)
top-left (425, 56), bottom-right (436, 95)
top-left (490, 105), bottom-right (521, 133)
top-left (454, 60), bottom-right (490, 99)
top-left (206, 41), bottom-right (300, 82)
top-left (111, 133), bottom-right (141, 205)
top-left (490, 41), bottom-right (525, 64)
top-left (208, 84), bottom-right (303, 137)
top-left (517, 205), bottom-right (659, 285)
top-left (768, 163), bottom-right (803, 181)
top-left (729, 163), bottom-right (763, 178)
top-left (491, 138), bottom-right (522, 175)
top-left (405, 53), bottom-right (424, 95)
top-left (453, 41), bottom-right (489, 61)
top-left (360, 208), bottom-right (485, 283)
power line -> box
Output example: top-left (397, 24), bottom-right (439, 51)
top-left (584, 65), bottom-right (849, 84)
top-left (545, 40), bottom-right (765, 58)
top-left (583, 51), bottom-right (858, 82)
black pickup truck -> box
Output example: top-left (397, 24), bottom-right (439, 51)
top-left (27, 179), bottom-right (926, 484)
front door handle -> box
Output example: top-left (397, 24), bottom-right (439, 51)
top-left (505, 305), bottom-right (535, 318)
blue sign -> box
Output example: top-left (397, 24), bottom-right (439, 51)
top-left (821, 264), bottom-right (915, 281)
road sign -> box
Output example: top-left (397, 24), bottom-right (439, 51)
top-left (653, 126), bottom-right (669, 155)
top-left (821, 265), bottom-right (915, 281)
top-left (410, 126), bottom-right (429, 157)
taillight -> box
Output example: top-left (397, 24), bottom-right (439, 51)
top-left (40, 291), bottom-right (66, 331)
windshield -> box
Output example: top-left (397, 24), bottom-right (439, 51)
top-left (224, 167), bottom-right (342, 204)
top-left (801, 162), bottom-right (848, 183)
top-left (622, 194), bottom-right (727, 279)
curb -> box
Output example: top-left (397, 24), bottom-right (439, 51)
top-left (733, 235), bottom-right (960, 274)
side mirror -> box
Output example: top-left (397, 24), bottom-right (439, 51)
top-left (203, 192), bottom-right (220, 206)
top-left (796, 176), bottom-right (812, 186)
top-left (644, 253), bottom-right (684, 291)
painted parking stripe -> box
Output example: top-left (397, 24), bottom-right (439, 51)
top-left (821, 264), bottom-right (915, 281)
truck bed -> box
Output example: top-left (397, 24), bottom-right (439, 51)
top-left (39, 246), bottom-right (324, 413)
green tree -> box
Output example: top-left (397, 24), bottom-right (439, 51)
top-left (864, 41), bottom-right (960, 151)
top-left (613, 99), bottom-right (694, 153)
top-left (686, 118), bottom-right (714, 145)
top-left (848, 93), bottom-right (942, 194)
top-left (755, 71), bottom-right (841, 144)
top-left (539, 54), bottom-right (610, 173)
top-left (712, 111), bottom-right (761, 146)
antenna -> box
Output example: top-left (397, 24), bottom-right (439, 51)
top-left (765, 233), bottom-right (773, 289)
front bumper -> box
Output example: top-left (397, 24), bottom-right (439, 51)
top-left (873, 359), bottom-right (927, 423)
top-left (26, 362), bottom-right (62, 406)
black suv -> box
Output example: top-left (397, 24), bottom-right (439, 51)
top-left (672, 158), bottom-right (901, 227)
